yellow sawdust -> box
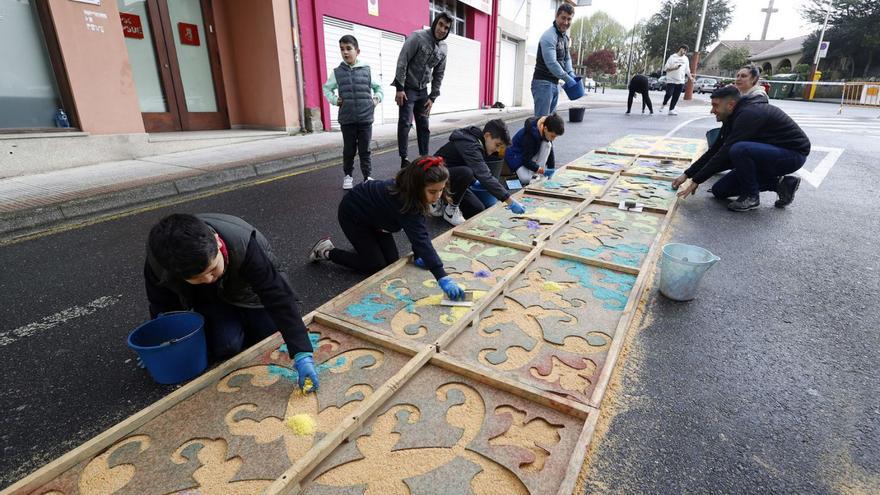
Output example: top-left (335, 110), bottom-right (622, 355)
top-left (285, 414), bottom-right (317, 436)
top-left (488, 405), bottom-right (562, 473)
top-left (78, 435), bottom-right (150, 495)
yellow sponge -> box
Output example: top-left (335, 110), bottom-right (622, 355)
top-left (285, 414), bottom-right (317, 436)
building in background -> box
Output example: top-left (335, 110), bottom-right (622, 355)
top-left (297, 0), bottom-right (500, 131)
top-left (0, 0), bottom-right (304, 135)
top-left (749, 35), bottom-right (809, 76)
top-left (494, 0), bottom-right (531, 107)
top-left (701, 39), bottom-right (789, 77)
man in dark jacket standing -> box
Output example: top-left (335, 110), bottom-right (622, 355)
top-left (434, 119), bottom-right (525, 224)
top-left (673, 86), bottom-right (810, 211)
top-left (394, 13), bottom-right (451, 168)
top-left (531, 3), bottom-right (576, 117)
top-left (144, 213), bottom-right (318, 390)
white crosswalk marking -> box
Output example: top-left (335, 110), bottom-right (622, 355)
top-left (787, 114), bottom-right (880, 136)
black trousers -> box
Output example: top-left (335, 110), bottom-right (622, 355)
top-left (627, 89), bottom-right (653, 113)
top-left (397, 87), bottom-right (431, 160)
top-left (662, 83), bottom-right (685, 110)
top-left (341, 122), bottom-right (372, 178)
top-left (329, 207), bottom-right (399, 275)
top-left (191, 290), bottom-right (276, 361)
top-left (446, 165), bottom-right (490, 218)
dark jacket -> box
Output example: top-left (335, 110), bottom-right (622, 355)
top-left (685, 100), bottom-right (811, 184)
top-left (334, 62), bottom-right (375, 125)
top-left (340, 179), bottom-right (447, 280)
top-left (436, 126), bottom-right (510, 202)
top-left (393, 16), bottom-right (449, 99)
top-left (629, 74), bottom-right (649, 92)
top-left (533, 22), bottom-right (573, 83)
top-left (505, 117), bottom-right (555, 174)
top-left (144, 213), bottom-right (311, 357)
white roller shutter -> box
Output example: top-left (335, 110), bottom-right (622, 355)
top-left (497, 37), bottom-right (517, 106)
top-left (430, 32), bottom-right (481, 114)
top-left (322, 17), bottom-right (385, 129)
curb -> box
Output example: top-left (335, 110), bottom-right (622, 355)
top-left (0, 104), bottom-right (605, 242)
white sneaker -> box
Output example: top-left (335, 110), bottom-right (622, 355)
top-left (659, 105), bottom-right (666, 113)
top-left (443, 204), bottom-right (465, 226)
top-left (309, 237), bottom-right (334, 261)
top-left (429, 199), bottom-right (446, 217)
top-left (365, 176), bottom-right (374, 182)
top-left (342, 175), bottom-right (354, 190)
top-left (667, 109), bottom-right (678, 116)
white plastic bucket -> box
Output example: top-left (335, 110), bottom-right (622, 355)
top-left (659, 243), bottom-right (720, 301)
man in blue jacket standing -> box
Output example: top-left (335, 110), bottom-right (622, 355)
top-left (394, 13), bottom-right (452, 168)
top-left (531, 3), bottom-right (576, 117)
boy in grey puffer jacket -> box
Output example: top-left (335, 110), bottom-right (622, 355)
top-left (393, 13), bottom-right (451, 168)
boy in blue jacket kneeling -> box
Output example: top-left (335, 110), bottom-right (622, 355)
top-left (505, 113), bottom-right (565, 185)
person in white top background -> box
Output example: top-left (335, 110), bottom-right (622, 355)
top-left (660, 45), bottom-right (696, 116)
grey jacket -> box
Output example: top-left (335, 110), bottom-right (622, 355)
top-left (393, 25), bottom-right (448, 100)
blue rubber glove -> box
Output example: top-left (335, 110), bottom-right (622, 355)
top-left (293, 352), bottom-right (319, 392)
top-left (507, 199), bottom-right (526, 215)
top-left (563, 75), bottom-right (577, 88)
top-left (438, 276), bottom-right (464, 301)
top-left (544, 168), bottom-right (556, 178)
top-left (414, 257), bottom-right (427, 269)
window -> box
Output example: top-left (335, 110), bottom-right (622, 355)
top-left (430, 0), bottom-right (466, 37)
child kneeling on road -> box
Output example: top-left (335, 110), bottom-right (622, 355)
top-left (144, 213), bottom-right (319, 391)
top-left (323, 35), bottom-right (383, 190)
top-left (505, 113), bottom-right (565, 185)
top-left (309, 156), bottom-right (465, 302)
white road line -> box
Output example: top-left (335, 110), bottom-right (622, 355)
top-left (796, 146), bottom-right (844, 189)
top-left (664, 116), bottom-right (713, 138)
top-left (0, 295), bottom-right (122, 346)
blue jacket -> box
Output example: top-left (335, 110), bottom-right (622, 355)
top-left (532, 22), bottom-right (574, 85)
top-left (340, 179), bottom-right (446, 280)
top-left (505, 117), bottom-right (555, 173)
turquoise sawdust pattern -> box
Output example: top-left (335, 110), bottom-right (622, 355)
top-left (577, 242), bottom-right (649, 267)
top-left (345, 293), bottom-right (394, 323)
top-left (558, 259), bottom-right (636, 310)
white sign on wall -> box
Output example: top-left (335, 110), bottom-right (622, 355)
top-left (458, 0), bottom-right (492, 15)
top-left (818, 41), bottom-right (830, 59)
top-left (367, 0), bottom-right (378, 16)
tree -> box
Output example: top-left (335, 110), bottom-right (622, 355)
top-left (718, 47), bottom-right (750, 72)
top-left (569, 12), bottom-right (627, 67)
top-left (643, 0), bottom-right (733, 63)
top-left (585, 49), bottom-right (618, 77)
top-left (802, 0), bottom-right (880, 78)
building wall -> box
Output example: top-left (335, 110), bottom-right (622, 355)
top-left (297, 0), bottom-right (429, 130)
top-left (214, 0), bottom-right (300, 131)
top-left (47, 0), bottom-right (144, 134)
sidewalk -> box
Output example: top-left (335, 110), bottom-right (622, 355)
top-left (0, 101), bottom-right (613, 239)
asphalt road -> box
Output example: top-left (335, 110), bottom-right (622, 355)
top-left (1, 96), bottom-right (878, 492)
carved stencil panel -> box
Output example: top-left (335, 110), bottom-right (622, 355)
top-left (525, 169), bottom-right (613, 199)
top-left (329, 236), bottom-right (526, 343)
top-left (455, 194), bottom-right (581, 248)
top-left (300, 364), bottom-right (585, 495)
top-left (624, 157), bottom-right (691, 180)
top-left (566, 151), bottom-right (634, 172)
top-left (601, 176), bottom-right (677, 211)
top-left (32, 324), bottom-right (409, 495)
top-left (546, 204), bottom-right (665, 269)
top-left (648, 137), bottom-right (708, 160)
top-left (600, 134), bottom-right (664, 156)
top-left (444, 255), bottom-right (636, 405)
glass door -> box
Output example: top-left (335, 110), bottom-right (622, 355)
top-left (119, 0), bottom-right (227, 132)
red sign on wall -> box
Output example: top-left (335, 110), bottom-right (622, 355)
top-left (178, 22), bottom-right (200, 46)
top-left (120, 13), bottom-right (144, 39)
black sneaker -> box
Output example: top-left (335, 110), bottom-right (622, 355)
top-left (728, 195), bottom-right (760, 211)
top-left (400, 157), bottom-right (410, 169)
top-left (775, 175), bottom-right (801, 207)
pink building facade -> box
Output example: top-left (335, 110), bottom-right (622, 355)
top-left (297, 0), bottom-right (499, 131)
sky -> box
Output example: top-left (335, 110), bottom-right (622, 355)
top-left (576, 0), bottom-right (818, 48)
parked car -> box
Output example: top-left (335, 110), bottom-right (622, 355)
top-left (695, 77), bottom-right (718, 94)
top-left (647, 76), bottom-right (659, 89)
top-left (582, 77), bottom-right (597, 90)
top-left (651, 76), bottom-right (668, 91)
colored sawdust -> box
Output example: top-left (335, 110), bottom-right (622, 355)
top-left (286, 414), bottom-right (318, 436)
top-left (573, 222), bottom-right (667, 494)
top-left (542, 281), bottom-right (563, 292)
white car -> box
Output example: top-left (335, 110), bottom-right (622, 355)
top-left (695, 78), bottom-right (718, 94)
top-left (582, 77), bottom-right (596, 90)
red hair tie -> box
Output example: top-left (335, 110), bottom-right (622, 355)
top-left (420, 156), bottom-right (445, 172)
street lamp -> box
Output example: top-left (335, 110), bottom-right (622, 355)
top-left (661, 2), bottom-right (673, 69)
top-left (683, 0), bottom-right (708, 100)
top-left (804, 2), bottom-right (832, 99)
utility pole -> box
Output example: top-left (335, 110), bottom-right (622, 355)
top-left (683, 0), bottom-right (708, 100)
top-left (760, 0), bottom-right (778, 41)
top-left (625, 0), bottom-right (640, 83)
top-left (804, 3), bottom-right (832, 99)
top-left (661, 2), bottom-right (673, 70)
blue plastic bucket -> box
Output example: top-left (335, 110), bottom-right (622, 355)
top-left (470, 180), bottom-right (498, 208)
top-left (659, 243), bottom-right (720, 301)
top-left (127, 311), bottom-right (207, 384)
top-left (563, 76), bottom-right (585, 100)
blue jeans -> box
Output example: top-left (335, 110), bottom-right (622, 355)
top-left (531, 79), bottom-right (559, 117)
top-left (710, 141), bottom-right (807, 198)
